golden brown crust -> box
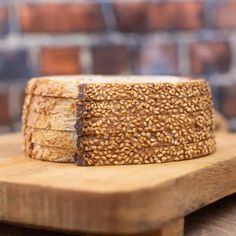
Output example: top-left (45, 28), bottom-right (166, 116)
top-left (25, 76), bottom-right (81, 98)
top-left (25, 94), bottom-right (212, 119)
top-left (25, 138), bottom-right (215, 165)
top-left (23, 76), bottom-right (215, 165)
top-left (79, 127), bottom-right (214, 151)
top-left (24, 125), bottom-right (214, 150)
top-left (80, 95), bottom-right (212, 118)
top-left (26, 109), bottom-right (213, 133)
top-left (77, 138), bottom-right (216, 166)
top-left (81, 110), bottom-right (214, 135)
top-left (83, 80), bottom-right (210, 101)
top-left (25, 89), bottom-right (213, 135)
top-left (22, 95), bottom-right (32, 132)
top-left (22, 95), bottom-right (35, 154)
top-left (25, 76), bottom-right (210, 100)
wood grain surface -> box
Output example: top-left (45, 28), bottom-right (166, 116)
top-left (0, 133), bottom-right (235, 234)
top-left (0, 195), bottom-right (235, 235)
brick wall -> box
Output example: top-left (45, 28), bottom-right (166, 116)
top-left (0, 0), bottom-right (236, 132)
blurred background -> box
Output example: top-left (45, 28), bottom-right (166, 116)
top-left (0, 0), bottom-right (236, 133)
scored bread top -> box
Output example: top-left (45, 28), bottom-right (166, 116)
top-left (25, 75), bottom-right (208, 99)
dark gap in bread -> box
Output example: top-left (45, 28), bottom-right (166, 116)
top-left (74, 83), bottom-right (87, 166)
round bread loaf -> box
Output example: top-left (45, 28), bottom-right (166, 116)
top-left (22, 75), bottom-right (216, 165)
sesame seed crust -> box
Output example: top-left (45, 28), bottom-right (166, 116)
top-left (24, 138), bottom-right (215, 163)
top-left (77, 138), bottom-right (216, 166)
top-left (25, 138), bottom-right (215, 164)
top-left (25, 76), bottom-right (210, 100)
top-left (80, 110), bottom-right (214, 135)
top-left (79, 95), bottom-right (212, 118)
top-left (22, 76), bottom-right (216, 165)
top-left (25, 109), bottom-right (213, 133)
top-left (24, 125), bottom-right (214, 150)
top-left (83, 81), bottom-right (210, 101)
top-left (79, 127), bottom-right (214, 151)
top-left (24, 93), bottom-right (211, 120)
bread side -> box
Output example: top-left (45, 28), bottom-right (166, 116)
top-left (25, 125), bottom-right (214, 150)
top-left (76, 138), bottom-right (216, 166)
top-left (26, 95), bottom-right (77, 116)
top-left (82, 80), bottom-right (210, 101)
top-left (29, 143), bottom-right (75, 162)
top-left (25, 127), bottom-right (77, 149)
top-left (79, 127), bottom-right (214, 151)
top-left (25, 137), bottom-right (215, 165)
top-left (25, 94), bottom-right (212, 119)
top-left (26, 109), bottom-right (76, 131)
top-left (23, 76), bottom-right (215, 165)
top-left (26, 76), bottom-right (80, 98)
top-left (80, 95), bottom-right (212, 118)
top-left (26, 109), bottom-right (213, 133)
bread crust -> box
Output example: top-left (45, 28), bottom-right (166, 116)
top-left (25, 138), bottom-right (215, 164)
top-left (25, 76), bottom-right (210, 100)
top-left (25, 109), bottom-right (213, 133)
top-left (25, 126), bottom-right (214, 151)
top-left (83, 80), bottom-right (211, 101)
top-left (22, 76), bottom-right (216, 165)
top-left (24, 94), bottom-right (212, 119)
top-left (26, 77), bottom-right (80, 98)
top-left (77, 138), bottom-right (216, 166)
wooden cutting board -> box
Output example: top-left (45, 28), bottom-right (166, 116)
top-left (0, 133), bottom-right (235, 235)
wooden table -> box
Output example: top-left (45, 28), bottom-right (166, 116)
top-left (0, 133), bottom-right (235, 235)
top-left (0, 194), bottom-right (235, 236)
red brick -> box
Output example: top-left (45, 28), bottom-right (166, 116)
top-left (41, 48), bottom-right (80, 75)
top-left (214, 2), bottom-right (236, 28)
top-left (114, 2), bottom-right (147, 32)
top-left (191, 42), bottom-right (231, 75)
top-left (0, 6), bottom-right (8, 34)
top-left (19, 4), bottom-right (105, 33)
top-left (92, 46), bottom-right (131, 74)
top-left (147, 2), bottom-right (203, 31)
top-left (138, 43), bottom-right (178, 75)
top-left (0, 88), bottom-right (10, 124)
